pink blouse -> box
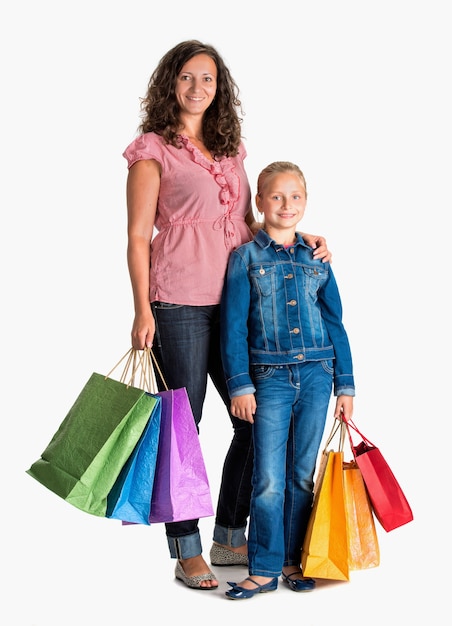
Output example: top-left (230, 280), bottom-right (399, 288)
top-left (123, 132), bottom-right (253, 306)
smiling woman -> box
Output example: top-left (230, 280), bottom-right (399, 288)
top-left (122, 39), bottom-right (331, 592)
top-left (175, 54), bottom-right (217, 146)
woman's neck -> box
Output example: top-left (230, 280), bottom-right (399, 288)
top-left (178, 116), bottom-right (203, 142)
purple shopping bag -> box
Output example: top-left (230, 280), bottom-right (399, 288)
top-left (149, 387), bottom-right (214, 523)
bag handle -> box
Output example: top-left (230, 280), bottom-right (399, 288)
top-left (323, 417), bottom-right (347, 452)
top-left (148, 348), bottom-right (169, 391)
top-left (105, 348), bottom-right (169, 392)
top-left (344, 418), bottom-right (376, 449)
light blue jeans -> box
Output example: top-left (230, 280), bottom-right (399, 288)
top-left (248, 361), bottom-right (333, 577)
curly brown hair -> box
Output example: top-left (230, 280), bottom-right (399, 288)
top-left (138, 40), bottom-right (244, 157)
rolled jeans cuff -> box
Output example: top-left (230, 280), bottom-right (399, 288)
top-left (213, 524), bottom-right (247, 548)
top-left (167, 531), bottom-right (202, 559)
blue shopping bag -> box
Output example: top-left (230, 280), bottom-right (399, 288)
top-left (106, 394), bottom-right (161, 524)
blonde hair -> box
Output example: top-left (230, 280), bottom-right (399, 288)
top-left (257, 161), bottom-right (307, 196)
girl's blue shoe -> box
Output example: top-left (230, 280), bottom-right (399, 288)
top-left (281, 571), bottom-right (316, 592)
top-left (225, 576), bottom-right (278, 600)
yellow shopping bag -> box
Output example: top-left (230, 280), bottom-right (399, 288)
top-left (302, 447), bottom-right (350, 581)
top-left (302, 418), bottom-right (350, 581)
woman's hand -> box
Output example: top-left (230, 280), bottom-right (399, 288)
top-left (131, 310), bottom-right (156, 350)
top-left (301, 233), bottom-right (332, 263)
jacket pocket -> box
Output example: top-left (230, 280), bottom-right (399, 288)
top-left (302, 265), bottom-right (328, 296)
top-left (250, 264), bottom-right (277, 297)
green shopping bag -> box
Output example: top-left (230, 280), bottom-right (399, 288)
top-left (26, 349), bottom-right (160, 517)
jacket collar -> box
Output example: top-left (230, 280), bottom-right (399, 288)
top-left (254, 228), bottom-right (309, 250)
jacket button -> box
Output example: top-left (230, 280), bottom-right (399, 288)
top-left (288, 299), bottom-right (297, 306)
top-left (292, 328), bottom-right (300, 334)
top-left (286, 273), bottom-right (293, 279)
top-left (296, 354), bottom-right (304, 360)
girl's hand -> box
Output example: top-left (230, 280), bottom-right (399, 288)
top-left (230, 393), bottom-right (257, 423)
top-left (334, 396), bottom-right (354, 421)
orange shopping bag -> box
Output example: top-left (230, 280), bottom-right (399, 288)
top-left (343, 460), bottom-right (380, 570)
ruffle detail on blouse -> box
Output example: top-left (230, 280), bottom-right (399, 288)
top-left (179, 135), bottom-right (241, 248)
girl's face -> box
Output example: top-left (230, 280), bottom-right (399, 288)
top-left (175, 53), bottom-right (217, 117)
top-left (256, 172), bottom-right (307, 232)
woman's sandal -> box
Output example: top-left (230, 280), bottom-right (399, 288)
top-left (174, 560), bottom-right (218, 590)
top-left (281, 570), bottom-right (316, 592)
top-left (210, 543), bottom-right (248, 566)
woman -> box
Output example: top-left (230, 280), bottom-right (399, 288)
top-left (123, 40), bottom-right (332, 590)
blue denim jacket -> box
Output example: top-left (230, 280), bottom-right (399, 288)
top-left (220, 229), bottom-right (355, 398)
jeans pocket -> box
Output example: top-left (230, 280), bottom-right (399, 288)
top-left (251, 364), bottom-right (276, 381)
top-left (152, 301), bottom-right (183, 310)
top-left (321, 359), bottom-right (334, 375)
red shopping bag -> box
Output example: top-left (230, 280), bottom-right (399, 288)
top-left (345, 419), bottom-right (413, 532)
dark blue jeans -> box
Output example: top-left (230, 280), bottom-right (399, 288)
top-left (151, 302), bottom-right (253, 559)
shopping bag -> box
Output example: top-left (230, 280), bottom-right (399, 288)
top-left (106, 394), bottom-right (161, 524)
top-left (149, 387), bottom-right (214, 523)
top-left (26, 349), bottom-right (160, 517)
top-left (343, 460), bottom-right (380, 570)
top-left (346, 419), bottom-right (413, 532)
top-left (302, 421), bottom-right (350, 581)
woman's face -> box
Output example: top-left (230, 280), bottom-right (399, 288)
top-left (175, 53), bottom-right (217, 117)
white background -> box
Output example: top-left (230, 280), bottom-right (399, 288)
top-left (2, 1), bottom-right (450, 624)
